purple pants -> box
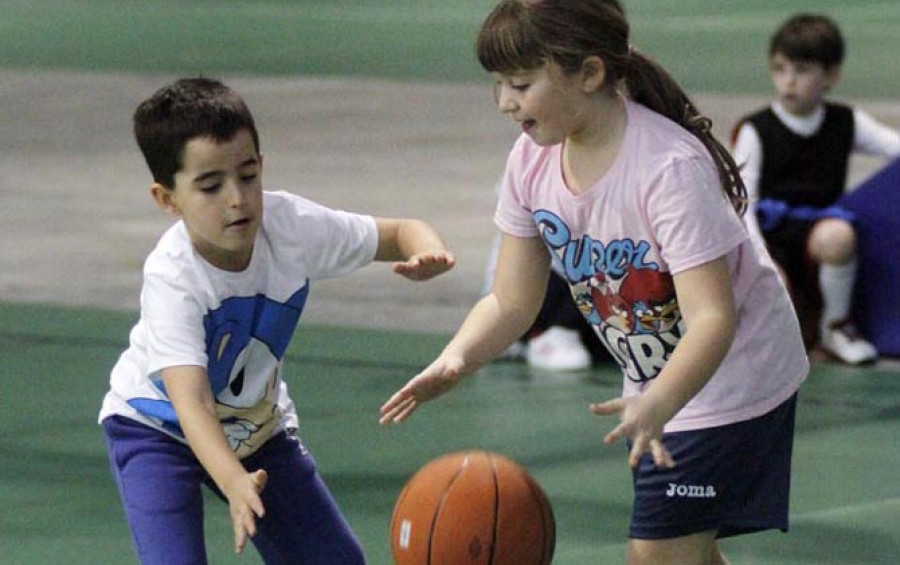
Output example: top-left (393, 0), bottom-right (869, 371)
top-left (103, 415), bottom-right (366, 564)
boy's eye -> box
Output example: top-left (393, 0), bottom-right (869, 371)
top-left (240, 173), bottom-right (258, 182)
top-left (200, 184), bottom-right (221, 193)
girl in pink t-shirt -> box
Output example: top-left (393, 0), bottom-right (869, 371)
top-left (382, 1), bottom-right (808, 562)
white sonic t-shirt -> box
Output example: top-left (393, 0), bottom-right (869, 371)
top-left (495, 100), bottom-right (808, 432)
top-left (99, 190), bottom-right (378, 458)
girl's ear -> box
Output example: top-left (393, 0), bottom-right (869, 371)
top-left (580, 56), bottom-right (607, 92)
top-left (151, 183), bottom-right (180, 216)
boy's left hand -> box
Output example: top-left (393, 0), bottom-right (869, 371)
top-left (590, 396), bottom-right (676, 470)
top-left (228, 469), bottom-right (269, 555)
top-left (393, 251), bottom-right (456, 281)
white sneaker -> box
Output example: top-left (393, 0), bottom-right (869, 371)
top-left (499, 340), bottom-right (527, 361)
top-left (526, 327), bottom-right (592, 371)
top-left (820, 320), bottom-right (878, 365)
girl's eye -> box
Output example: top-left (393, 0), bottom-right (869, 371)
top-left (511, 83), bottom-right (529, 92)
top-left (200, 184), bottom-right (221, 193)
top-left (240, 174), bottom-right (258, 182)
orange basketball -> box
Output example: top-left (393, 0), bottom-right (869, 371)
top-left (390, 450), bottom-right (555, 565)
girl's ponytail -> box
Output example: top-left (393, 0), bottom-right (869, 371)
top-left (625, 49), bottom-right (748, 216)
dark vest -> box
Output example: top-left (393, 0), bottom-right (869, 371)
top-left (747, 103), bottom-right (854, 208)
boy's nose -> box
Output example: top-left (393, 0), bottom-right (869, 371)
top-left (226, 181), bottom-right (245, 207)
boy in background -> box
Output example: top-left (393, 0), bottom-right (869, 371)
top-left (733, 13), bottom-right (900, 364)
top-left (99, 77), bottom-right (455, 564)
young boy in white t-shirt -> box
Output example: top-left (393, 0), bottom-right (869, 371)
top-left (99, 77), bottom-right (455, 564)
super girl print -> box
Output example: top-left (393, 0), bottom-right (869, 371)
top-left (534, 210), bottom-right (685, 383)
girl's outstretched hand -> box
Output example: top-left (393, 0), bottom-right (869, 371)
top-left (380, 355), bottom-right (464, 424)
top-left (590, 396), bottom-right (676, 469)
top-left (393, 251), bottom-right (456, 281)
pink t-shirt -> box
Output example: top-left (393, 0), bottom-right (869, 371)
top-left (495, 100), bottom-right (808, 432)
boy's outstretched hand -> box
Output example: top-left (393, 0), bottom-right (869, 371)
top-left (380, 355), bottom-right (464, 424)
top-left (392, 251), bottom-right (456, 281)
top-left (229, 468), bottom-right (269, 555)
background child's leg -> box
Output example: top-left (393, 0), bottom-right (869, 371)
top-left (243, 434), bottom-right (365, 565)
top-left (759, 219), bottom-right (821, 349)
top-left (818, 260), bottom-right (855, 327)
top-left (102, 416), bottom-right (209, 564)
top-left (524, 272), bottom-right (595, 370)
top-left (809, 218), bottom-right (878, 363)
top-left (809, 218), bottom-right (857, 326)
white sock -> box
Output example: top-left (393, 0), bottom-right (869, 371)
top-left (819, 259), bottom-right (857, 330)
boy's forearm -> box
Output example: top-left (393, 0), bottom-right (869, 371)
top-left (375, 218), bottom-right (448, 261)
top-left (178, 405), bottom-right (248, 493)
top-left (162, 367), bottom-right (247, 494)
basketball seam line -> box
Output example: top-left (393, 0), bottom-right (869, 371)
top-left (488, 453), bottom-right (500, 565)
top-left (428, 452), bottom-right (471, 565)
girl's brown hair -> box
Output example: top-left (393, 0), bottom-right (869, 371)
top-left (477, 0), bottom-right (747, 216)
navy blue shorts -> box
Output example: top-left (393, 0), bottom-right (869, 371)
top-left (630, 393), bottom-right (797, 540)
top-left (103, 415), bottom-right (366, 564)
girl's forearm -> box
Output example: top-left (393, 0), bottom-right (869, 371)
top-left (642, 310), bottom-right (736, 422)
top-left (443, 292), bottom-right (539, 376)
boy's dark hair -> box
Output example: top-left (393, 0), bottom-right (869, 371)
top-left (133, 77), bottom-right (260, 188)
top-left (770, 13), bottom-right (844, 69)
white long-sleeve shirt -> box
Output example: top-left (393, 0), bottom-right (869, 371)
top-left (732, 101), bottom-right (900, 239)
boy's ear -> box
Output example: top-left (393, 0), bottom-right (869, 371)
top-left (151, 182), bottom-right (181, 216)
top-left (825, 65), bottom-right (842, 89)
top-left (580, 56), bottom-right (607, 92)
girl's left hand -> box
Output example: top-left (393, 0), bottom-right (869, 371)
top-left (590, 396), bottom-right (676, 469)
top-left (393, 251), bottom-right (456, 281)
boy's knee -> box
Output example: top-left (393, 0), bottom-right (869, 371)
top-left (808, 218), bottom-right (857, 263)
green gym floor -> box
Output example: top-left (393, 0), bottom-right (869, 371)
top-left (2, 302), bottom-right (898, 564)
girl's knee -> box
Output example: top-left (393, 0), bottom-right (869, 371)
top-left (628, 532), bottom-right (724, 565)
